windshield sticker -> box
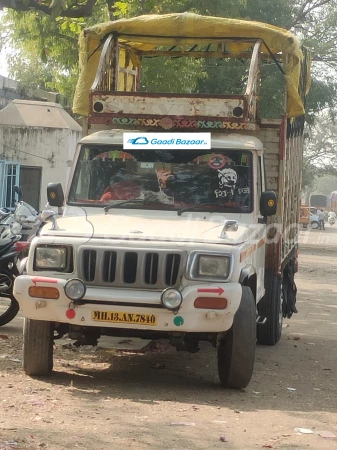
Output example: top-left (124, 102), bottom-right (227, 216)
top-left (215, 167), bottom-right (238, 198)
top-left (208, 154), bottom-right (232, 169)
top-left (140, 162), bottom-right (155, 169)
top-left (192, 153), bottom-right (233, 169)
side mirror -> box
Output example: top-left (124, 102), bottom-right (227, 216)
top-left (41, 210), bottom-right (59, 230)
top-left (47, 183), bottom-right (64, 207)
top-left (13, 185), bottom-right (23, 201)
top-left (260, 191), bottom-right (277, 217)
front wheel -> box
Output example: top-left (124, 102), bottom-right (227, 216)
top-left (217, 286), bottom-right (256, 389)
top-left (311, 221), bottom-right (319, 229)
top-left (23, 319), bottom-right (54, 376)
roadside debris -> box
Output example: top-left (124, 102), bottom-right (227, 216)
top-left (219, 435), bottom-right (228, 442)
top-left (295, 428), bottom-right (336, 438)
top-left (295, 428), bottom-right (314, 434)
top-left (170, 422), bottom-right (196, 427)
top-left (316, 431), bottom-right (336, 439)
top-left (287, 388), bottom-right (297, 391)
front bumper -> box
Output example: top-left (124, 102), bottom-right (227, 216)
top-left (14, 275), bottom-right (242, 333)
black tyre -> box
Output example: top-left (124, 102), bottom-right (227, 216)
top-left (257, 269), bottom-right (283, 346)
top-left (23, 318), bottom-right (54, 376)
top-left (0, 270), bottom-right (19, 326)
top-left (217, 286), bottom-right (256, 389)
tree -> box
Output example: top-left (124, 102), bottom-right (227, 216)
top-left (301, 111), bottom-right (337, 190)
top-left (1, 0), bottom-right (337, 113)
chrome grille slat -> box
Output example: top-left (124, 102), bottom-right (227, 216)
top-left (79, 247), bottom-right (185, 289)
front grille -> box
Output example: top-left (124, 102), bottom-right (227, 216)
top-left (83, 249), bottom-right (96, 281)
top-left (80, 247), bottom-right (185, 289)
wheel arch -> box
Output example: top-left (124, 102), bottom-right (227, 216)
top-left (239, 265), bottom-right (257, 301)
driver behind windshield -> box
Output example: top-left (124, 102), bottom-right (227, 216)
top-left (100, 170), bottom-right (142, 202)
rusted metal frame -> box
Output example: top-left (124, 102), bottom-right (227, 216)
top-left (140, 50), bottom-right (260, 59)
top-left (114, 42), bottom-right (139, 92)
top-left (119, 67), bottom-right (137, 75)
top-left (89, 112), bottom-right (248, 122)
top-left (244, 40), bottom-right (262, 122)
top-left (91, 90), bottom-right (244, 100)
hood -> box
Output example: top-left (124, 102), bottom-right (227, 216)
top-left (41, 212), bottom-right (256, 245)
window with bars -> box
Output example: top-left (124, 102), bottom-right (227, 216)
top-left (0, 161), bottom-right (20, 209)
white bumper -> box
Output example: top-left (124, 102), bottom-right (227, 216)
top-left (14, 275), bottom-right (242, 333)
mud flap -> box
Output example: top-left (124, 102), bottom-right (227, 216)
top-left (282, 265), bottom-right (298, 318)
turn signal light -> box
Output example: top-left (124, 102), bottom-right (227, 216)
top-left (194, 297), bottom-right (228, 309)
top-left (29, 286), bottom-right (60, 299)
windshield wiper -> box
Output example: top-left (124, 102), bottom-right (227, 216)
top-left (177, 203), bottom-right (231, 216)
top-left (104, 199), bottom-right (144, 214)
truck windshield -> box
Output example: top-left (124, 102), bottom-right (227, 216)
top-left (68, 146), bottom-right (253, 213)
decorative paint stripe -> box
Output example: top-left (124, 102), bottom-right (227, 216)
top-left (32, 277), bottom-right (58, 285)
top-left (240, 244), bottom-right (257, 262)
top-left (197, 287), bottom-right (224, 296)
top-left (257, 238), bottom-right (265, 249)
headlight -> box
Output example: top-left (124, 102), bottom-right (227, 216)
top-left (198, 256), bottom-right (230, 278)
top-left (35, 246), bottom-right (67, 270)
top-left (187, 252), bottom-right (232, 281)
top-left (161, 288), bottom-right (182, 311)
top-left (64, 279), bottom-right (86, 301)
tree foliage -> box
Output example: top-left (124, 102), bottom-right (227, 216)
top-left (0, 0), bottom-right (336, 117)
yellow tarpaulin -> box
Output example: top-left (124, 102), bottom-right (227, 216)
top-left (73, 12), bottom-right (310, 117)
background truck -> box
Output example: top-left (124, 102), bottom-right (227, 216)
top-left (14, 13), bottom-right (310, 389)
top-left (310, 194), bottom-right (328, 210)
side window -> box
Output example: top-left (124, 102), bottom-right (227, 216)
top-left (0, 161), bottom-right (20, 209)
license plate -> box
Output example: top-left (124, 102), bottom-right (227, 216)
top-left (91, 310), bottom-right (157, 326)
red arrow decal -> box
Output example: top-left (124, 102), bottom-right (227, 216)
top-left (32, 277), bottom-right (58, 285)
top-left (197, 287), bottom-right (224, 296)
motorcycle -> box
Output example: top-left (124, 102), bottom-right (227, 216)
top-left (0, 186), bottom-right (40, 241)
top-left (0, 226), bottom-right (29, 326)
top-left (0, 186), bottom-right (39, 326)
top-left (328, 216), bottom-right (336, 226)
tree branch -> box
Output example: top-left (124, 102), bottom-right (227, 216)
top-left (289, 0), bottom-right (332, 28)
top-left (0, 0), bottom-right (98, 18)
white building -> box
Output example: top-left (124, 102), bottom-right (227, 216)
top-left (0, 99), bottom-right (82, 210)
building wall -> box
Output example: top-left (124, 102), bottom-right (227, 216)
top-left (0, 75), bottom-right (70, 111)
top-left (0, 126), bottom-right (81, 209)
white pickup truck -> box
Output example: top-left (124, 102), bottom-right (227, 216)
top-left (14, 13), bottom-right (310, 388)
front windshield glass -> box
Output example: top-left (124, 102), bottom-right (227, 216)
top-left (68, 146), bottom-right (253, 213)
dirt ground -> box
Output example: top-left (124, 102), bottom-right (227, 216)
top-left (1, 226), bottom-right (337, 450)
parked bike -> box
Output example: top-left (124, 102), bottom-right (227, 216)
top-left (0, 187), bottom-right (40, 241)
top-left (0, 186), bottom-right (40, 326)
top-left (0, 230), bottom-right (29, 326)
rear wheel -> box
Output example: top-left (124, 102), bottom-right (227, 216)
top-left (311, 221), bottom-right (319, 229)
top-left (257, 269), bottom-right (283, 346)
top-left (23, 318), bottom-right (54, 376)
top-left (217, 286), bottom-right (256, 389)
